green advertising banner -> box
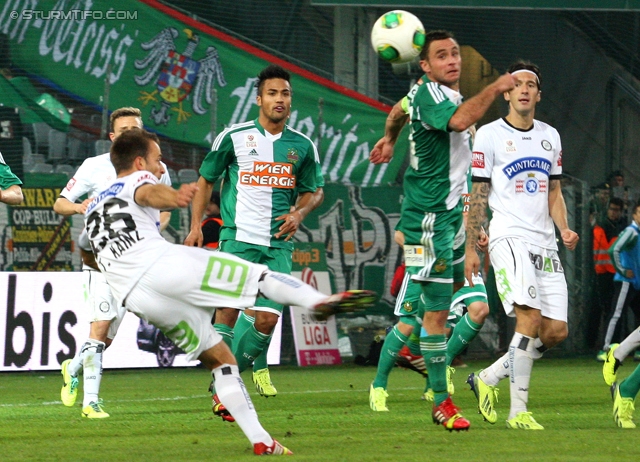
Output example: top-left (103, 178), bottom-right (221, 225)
top-left (0, 0), bottom-right (408, 187)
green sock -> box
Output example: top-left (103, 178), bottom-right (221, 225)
top-left (213, 323), bottom-right (234, 349)
top-left (619, 365), bottom-right (640, 398)
top-left (446, 314), bottom-right (483, 365)
top-left (232, 312), bottom-right (255, 353)
top-left (234, 325), bottom-right (270, 373)
top-left (253, 339), bottom-right (271, 372)
top-left (372, 326), bottom-right (408, 389)
top-left (421, 334), bottom-right (447, 405)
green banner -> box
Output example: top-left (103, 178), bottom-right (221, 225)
top-left (0, 0), bottom-right (407, 187)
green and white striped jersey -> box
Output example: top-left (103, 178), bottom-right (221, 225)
top-left (200, 119), bottom-right (320, 250)
top-left (405, 75), bottom-right (472, 212)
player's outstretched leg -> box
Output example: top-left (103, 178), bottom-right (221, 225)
top-left (311, 290), bottom-right (376, 321)
top-left (257, 270), bottom-right (376, 320)
top-left (467, 370), bottom-right (498, 424)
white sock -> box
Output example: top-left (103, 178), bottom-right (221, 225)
top-left (615, 327), bottom-right (640, 362)
top-left (82, 339), bottom-right (105, 407)
top-left (480, 352), bottom-right (509, 386)
top-left (213, 364), bottom-right (272, 446)
top-left (258, 271), bottom-right (326, 309)
top-left (68, 348), bottom-right (84, 377)
top-left (530, 337), bottom-right (547, 360)
top-left (508, 333), bottom-right (534, 420)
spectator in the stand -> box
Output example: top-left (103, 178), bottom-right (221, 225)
top-left (591, 182), bottom-right (612, 223)
top-left (593, 197), bottom-right (626, 360)
top-left (609, 170), bottom-right (633, 222)
top-left (201, 190), bottom-right (222, 249)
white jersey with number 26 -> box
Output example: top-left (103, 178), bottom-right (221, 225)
top-left (84, 171), bottom-right (170, 306)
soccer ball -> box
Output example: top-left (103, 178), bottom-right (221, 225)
top-left (371, 10), bottom-right (425, 64)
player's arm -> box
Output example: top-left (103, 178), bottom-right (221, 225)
top-left (609, 228), bottom-right (637, 278)
top-left (0, 184), bottom-right (23, 205)
top-left (184, 176), bottom-right (214, 246)
top-left (275, 190), bottom-right (316, 241)
top-left (135, 183), bottom-right (198, 210)
top-left (448, 73), bottom-right (517, 132)
top-left (464, 180), bottom-right (490, 284)
top-left (370, 98), bottom-right (410, 165)
top-left (159, 211), bottom-right (171, 231)
top-left (548, 179), bottom-right (579, 250)
top-left (53, 196), bottom-right (93, 216)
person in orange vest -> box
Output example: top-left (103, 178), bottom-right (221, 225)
top-left (201, 190), bottom-right (222, 249)
top-left (593, 197), bottom-right (626, 360)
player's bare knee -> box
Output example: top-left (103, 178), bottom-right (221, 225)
top-left (254, 312), bottom-right (279, 334)
top-left (201, 341), bottom-right (237, 370)
top-left (468, 302), bottom-right (489, 324)
top-left (215, 308), bottom-right (240, 327)
top-left (397, 319), bottom-right (415, 337)
top-left (539, 322), bottom-right (568, 348)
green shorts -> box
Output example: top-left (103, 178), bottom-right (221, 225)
top-left (401, 204), bottom-right (463, 312)
top-left (219, 240), bottom-right (292, 314)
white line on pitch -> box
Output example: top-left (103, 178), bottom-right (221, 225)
top-left (0, 386), bottom-right (425, 408)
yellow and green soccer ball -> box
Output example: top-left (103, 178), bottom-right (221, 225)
top-left (371, 10), bottom-right (425, 64)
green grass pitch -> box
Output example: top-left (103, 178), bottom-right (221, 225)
top-left (0, 359), bottom-right (636, 461)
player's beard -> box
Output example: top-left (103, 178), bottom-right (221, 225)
top-left (266, 108), bottom-right (289, 125)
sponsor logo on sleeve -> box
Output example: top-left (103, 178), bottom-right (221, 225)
top-left (135, 173), bottom-right (157, 185)
top-left (472, 151), bottom-right (484, 168)
top-left (557, 150), bottom-right (562, 167)
top-left (64, 178), bottom-right (76, 191)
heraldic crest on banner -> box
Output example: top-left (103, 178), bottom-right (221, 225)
top-left (134, 27), bottom-right (226, 125)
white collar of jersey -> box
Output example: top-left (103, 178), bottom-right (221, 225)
top-left (264, 131), bottom-right (283, 141)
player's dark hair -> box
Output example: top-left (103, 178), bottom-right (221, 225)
top-left (110, 127), bottom-right (159, 174)
top-left (255, 64), bottom-right (291, 95)
top-left (508, 60), bottom-right (542, 89)
top-left (420, 30), bottom-right (456, 60)
top-left (110, 107), bottom-right (142, 132)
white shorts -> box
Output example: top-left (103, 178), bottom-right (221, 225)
top-left (83, 270), bottom-right (124, 340)
top-left (489, 238), bottom-right (568, 322)
top-left (123, 246), bottom-right (268, 361)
